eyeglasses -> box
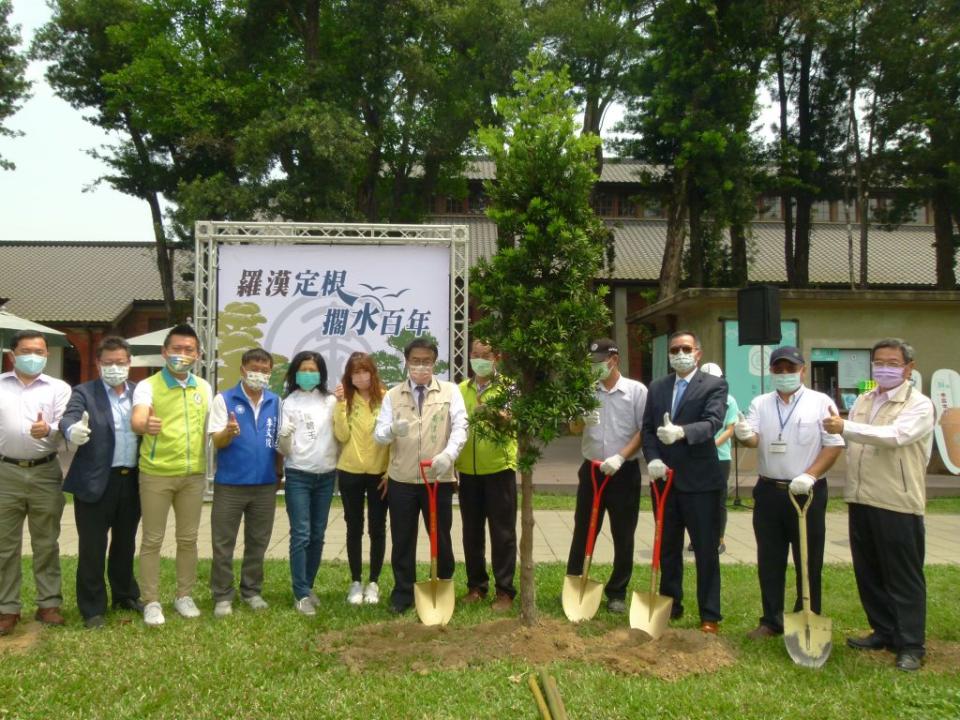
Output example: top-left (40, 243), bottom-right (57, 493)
top-left (668, 346), bottom-right (696, 355)
top-left (871, 361), bottom-right (905, 369)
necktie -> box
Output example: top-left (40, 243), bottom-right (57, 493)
top-left (672, 378), bottom-right (687, 417)
top-left (416, 385), bottom-right (426, 414)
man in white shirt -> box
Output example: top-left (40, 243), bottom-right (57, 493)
top-left (736, 346), bottom-right (843, 640)
top-left (822, 338), bottom-right (934, 672)
top-left (567, 338), bottom-right (647, 614)
top-left (374, 337), bottom-right (467, 615)
top-left (0, 330), bottom-right (71, 634)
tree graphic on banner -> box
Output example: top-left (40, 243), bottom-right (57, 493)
top-left (217, 301), bottom-right (289, 394)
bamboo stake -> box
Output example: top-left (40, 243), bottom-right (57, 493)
top-left (526, 673), bottom-right (552, 720)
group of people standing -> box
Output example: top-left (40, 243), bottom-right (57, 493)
top-left (0, 324), bottom-right (936, 672)
top-left (567, 331), bottom-right (934, 672)
top-left (0, 324), bottom-right (518, 633)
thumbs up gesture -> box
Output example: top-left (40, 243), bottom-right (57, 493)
top-left (227, 411), bottom-right (241, 437)
top-left (145, 407), bottom-right (163, 436)
top-left (734, 411), bottom-right (756, 441)
top-left (69, 411), bottom-right (92, 446)
top-left (656, 412), bottom-right (685, 445)
top-left (30, 412), bottom-right (50, 439)
top-left (822, 407), bottom-right (844, 435)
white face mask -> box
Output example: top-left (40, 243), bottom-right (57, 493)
top-left (243, 371), bottom-right (270, 391)
top-left (773, 372), bottom-right (802, 394)
top-left (100, 364), bottom-right (129, 387)
top-left (407, 363), bottom-right (433, 386)
top-left (669, 352), bottom-right (697, 374)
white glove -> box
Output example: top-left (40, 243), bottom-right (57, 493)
top-left (429, 452), bottom-right (452, 478)
top-left (599, 453), bottom-right (624, 476)
top-left (69, 411), bottom-right (91, 446)
top-left (647, 458), bottom-right (667, 480)
top-left (789, 473), bottom-right (816, 495)
top-left (734, 411), bottom-right (755, 441)
top-left (391, 418), bottom-right (410, 438)
top-left (582, 409), bottom-right (601, 426)
top-left (656, 412), bottom-right (685, 445)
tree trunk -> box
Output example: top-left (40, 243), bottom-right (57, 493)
top-left (659, 170), bottom-right (688, 299)
top-left (776, 43), bottom-right (795, 286)
top-left (581, 94), bottom-right (604, 177)
top-left (793, 31), bottom-right (813, 288)
top-left (730, 220), bottom-right (748, 287)
top-left (518, 438), bottom-right (537, 627)
top-left (932, 188), bottom-right (958, 290)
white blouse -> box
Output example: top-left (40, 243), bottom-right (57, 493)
top-left (280, 390), bottom-right (338, 474)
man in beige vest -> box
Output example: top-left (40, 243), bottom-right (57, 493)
top-left (374, 337), bottom-right (467, 615)
top-left (823, 338), bottom-right (934, 672)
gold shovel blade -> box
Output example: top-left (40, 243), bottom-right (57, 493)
top-left (414, 579), bottom-right (455, 626)
top-left (783, 610), bottom-right (833, 668)
top-left (629, 591), bottom-right (673, 640)
top-left (561, 574), bottom-right (604, 623)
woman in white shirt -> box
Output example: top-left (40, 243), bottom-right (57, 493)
top-left (277, 351), bottom-right (338, 615)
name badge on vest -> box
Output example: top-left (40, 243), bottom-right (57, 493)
top-left (769, 441), bottom-right (788, 454)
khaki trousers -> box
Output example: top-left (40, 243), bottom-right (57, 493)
top-left (138, 472), bottom-right (205, 603)
top-left (0, 459), bottom-right (64, 613)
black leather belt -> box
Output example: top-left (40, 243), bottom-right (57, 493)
top-left (759, 476), bottom-right (825, 490)
top-left (112, 467), bottom-right (137, 476)
top-left (0, 453), bottom-right (57, 468)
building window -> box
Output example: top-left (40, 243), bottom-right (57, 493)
top-left (618, 196), bottom-right (639, 217)
top-left (643, 202), bottom-right (664, 219)
top-left (468, 192), bottom-right (487, 214)
top-left (593, 193), bottom-right (615, 217)
top-left (756, 197), bottom-right (782, 220)
top-left (444, 197), bottom-right (467, 214)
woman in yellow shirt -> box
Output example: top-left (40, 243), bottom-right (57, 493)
top-left (334, 352), bottom-right (389, 605)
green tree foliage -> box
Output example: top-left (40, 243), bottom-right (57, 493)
top-left (0, 0), bottom-right (29, 171)
top-left (472, 49), bottom-right (610, 624)
top-left (619, 0), bottom-right (772, 296)
top-left (369, 330), bottom-right (448, 386)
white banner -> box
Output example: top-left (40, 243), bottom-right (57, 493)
top-left (216, 244), bottom-right (451, 392)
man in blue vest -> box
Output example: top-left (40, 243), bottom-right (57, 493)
top-left (208, 348), bottom-right (281, 617)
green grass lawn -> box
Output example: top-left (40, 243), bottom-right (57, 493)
top-left (0, 558), bottom-right (957, 720)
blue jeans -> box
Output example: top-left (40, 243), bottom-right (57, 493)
top-left (284, 468), bottom-right (335, 600)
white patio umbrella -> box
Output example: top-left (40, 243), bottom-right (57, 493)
top-left (126, 327), bottom-right (172, 355)
top-left (0, 310), bottom-right (71, 349)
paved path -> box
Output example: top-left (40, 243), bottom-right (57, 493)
top-left (46, 501), bottom-right (960, 565)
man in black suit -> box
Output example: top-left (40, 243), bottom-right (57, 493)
top-left (60, 337), bottom-right (143, 629)
top-left (642, 330), bottom-right (727, 633)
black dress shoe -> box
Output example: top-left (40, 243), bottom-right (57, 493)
top-left (670, 607), bottom-right (684, 621)
top-left (895, 651), bottom-right (923, 671)
top-left (846, 633), bottom-right (893, 651)
top-left (84, 615), bottom-right (106, 630)
top-left (113, 598), bottom-right (145, 613)
top-left (389, 603), bottom-right (410, 615)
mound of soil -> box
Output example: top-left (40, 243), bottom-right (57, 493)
top-left (315, 617), bottom-right (736, 681)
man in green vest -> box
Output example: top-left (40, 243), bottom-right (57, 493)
top-left (455, 339), bottom-right (518, 611)
top-left (131, 324), bottom-right (212, 626)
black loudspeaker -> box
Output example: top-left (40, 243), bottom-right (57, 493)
top-left (737, 286), bottom-right (781, 345)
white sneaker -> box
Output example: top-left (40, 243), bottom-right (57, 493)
top-left (307, 590), bottom-right (320, 608)
top-left (174, 596), bottom-right (201, 619)
top-left (347, 581), bottom-right (363, 605)
top-left (143, 601), bottom-right (165, 626)
top-left (243, 595), bottom-right (269, 611)
top-left (213, 600), bottom-right (233, 618)
top-left (363, 582), bottom-right (380, 605)
top-left (294, 597), bottom-right (316, 616)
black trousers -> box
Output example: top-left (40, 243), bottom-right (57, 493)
top-left (659, 486), bottom-right (724, 622)
top-left (566, 459), bottom-right (641, 602)
top-left (752, 478), bottom-right (827, 633)
top-left (849, 502), bottom-right (926, 653)
top-left (458, 469), bottom-right (517, 598)
top-left (717, 459), bottom-right (731, 541)
top-left (388, 479), bottom-right (454, 609)
top-left (338, 470), bottom-right (388, 584)
top-left (73, 468), bottom-right (141, 619)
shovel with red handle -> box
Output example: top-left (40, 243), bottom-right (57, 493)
top-left (413, 459), bottom-right (455, 626)
top-left (629, 468), bottom-right (674, 639)
top-left (562, 460), bottom-right (611, 623)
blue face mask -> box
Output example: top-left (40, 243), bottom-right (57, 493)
top-left (165, 355), bottom-right (194, 374)
top-left (296, 371), bottom-right (321, 391)
top-left (14, 353), bottom-right (47, 376)
top-left (773, 372), bottom-right (802, 394)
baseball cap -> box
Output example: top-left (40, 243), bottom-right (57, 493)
top-left (589, 338), bottom-right (619, 361)
top-left (769, 346), bottom-right (804, 366)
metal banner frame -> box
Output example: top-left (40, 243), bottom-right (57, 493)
top-left (193, 221), bottom-right (470, 390)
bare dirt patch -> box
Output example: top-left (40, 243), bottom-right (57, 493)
top-left (315, 617), bottom-right (736, 681)
top-left (0, 620), bottom-right (42, 656)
